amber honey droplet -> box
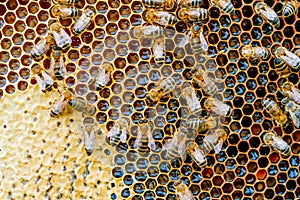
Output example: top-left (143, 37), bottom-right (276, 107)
top-left (269, 152), bottom-right (280, 163)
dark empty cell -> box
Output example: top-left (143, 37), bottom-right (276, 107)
top-left (201, 180), bottom-right (212, 191)
top-left (175, 21), bottom-right (188, 33)
top-left (259, 145), bottom-right (270, 155)
top-left (220, 15), bottom-right (231, 27)
top-left (262, 23), bottom-right (273, 35)
top-left (275, 184), bottom-right (286, 195)
top-left (272, 31), bottom-right (283, 43)
top-left (228, 133), bottom-right (239, 145)
top-left (288, 73), bottom-right (299, 84)
top-left (256, 87), bottom-right (266, 97)
top-left (235, 84), bottom-right (246, 95)
top-left (295, 21), bottom-right (300, 32)
top-left (224, 89), bottom-right (234, 100)
top-left (240, 32), bottom-right (251, 45)
top-left (277, 172), bottom-right (287, 183)
top-left (169, 169), bottom-right (180, 181)
top-left (208, 20), bottom-right (220, 32)
top-left (156, 186), bottom-right (167, 197)
top-left (210, 7), bottom-right (220, 18)
top-left (282, 39), bottom-right (293, 50)
top-left (226, 146), bottom-right (238, 157)
top-left (241, 116), bottom-right (252, 127)
top-left (232, 191), bottom-right (243, 199)
top-left (230, 121), bottom-right (241, 133)
top-left (241, 19), bottom-right (252, 31)
top-left (288, 168), bottom-right (298, 178)
top-left (219, 28), bottom-right (230, 40)
top-left (247, 67), bottom-right (258, 78)
top-left (285, 192), bottom-right (295, 200)
top-left (279, 160), bottom-right (289, 171)
top-left (123, 175), bottom-right (134, 185)
top-left (222, 183), bottom-right (233, 193)
top-left (286, 180), bottom-right (296, 190)
top-left (121, 188), bottom-right (130, 198)
top-left (246, 174), bottom-right (256, 184)
top-left (261, 36), bottom-right (272, 48)
top-left (247, 162), bottom-right (258, 172)
top-left (265, 189), bottom-right (275, 199)
top-left (238, 141), bottom-right (249, 152)
top-left (233, 96), bottom-right (244, 107)
top-left (216, 54), bottom-right (228, 66)
top-left (112, 167), bottom-right (124, 178)
top-left (208, 33), bottom-right (219, 45)
top-left (243, 104), bottom-right (254, 115)
top-left (242, 5), bottom-right (253, 17)
top-left (251, 27), bottom-right (262, 40)
top-left (284, 26), bottom-right (294, 38)
top-left (171, 158), bottom-right (181, 168)
top-left (235, 166), bottom-right (246, 177)
top-left (216, 152), bottom-right (226, 162)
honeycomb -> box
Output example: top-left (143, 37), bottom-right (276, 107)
top-left (0, 0), bottom-right (299, 199)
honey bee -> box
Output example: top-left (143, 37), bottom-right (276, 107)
top-left (51, 5), bottom-right (79, 18)
top-left (190, 23), bottom-right (208, 53)
top-left (210, 0), bottom-right (234, 14)
top-left (134, 119), bottom-right (156, 154)
top-left (146, 77), bottom-right (176, 105)
top-left (263, 132), bottom-right (291, 156)
top-left (262, 98), bottom-right (288, 126)
top-left (282, 97), bottom-right (300, 128)
top-left (193, 68), bottom-right (218, 96)
top-left (274, 47), bottom-right (300, 71)
top-left (240, 45), bottom-right (270, 60)
top-left (281, 82), bottom-right (300, 104)
top-left (185, 116), bottom-right (217, 132)
top-left (145, 9), bottom-right (178, 26)
top-left (152, 39), bottom-right (165, 65)
top-left (49, 22), bottom-right (72, 51)
top-left (73, 8), bottom-right (95, 35)
top-left (31, 64), bottom-right (54, 92)
top-left (162, 128), bottom-right (190, 160)
top-left (106, 118), bottom-right (129, 146)
top-left (131, 25), bottom-right (164, 39)
top-left (31, 36), bottom-right (53, 59)
top-left (188, 128), bottom-right (227, 168)
top-left (93, 63), bottom-right (113, 91)
top-left (177, 0), bottom-right (202, 7)
top-left (182, 86), bottom-right (201, 115)
top-left (68, 96), bottom-right (96, 116)
top-left (178, 8), bottom-right (208, 22)
top-left (142, 0), bottom-right (175, 10)
top-left (204, 97), bottom-right (232, 117)
top-left (282, 1), bottom-right (299, 18)
top-left (254, 2), bottom-right (280, 28)
top-left (53, 0), bottom-right (79, 4)
top-left (49, 47), bottom-right (66, 80)
top-left (173, 180), bottom-right (195, 200)
top-left (81, 117), bottom-right (101, 156)
top-left (50, 90), bottom-right (73, 117)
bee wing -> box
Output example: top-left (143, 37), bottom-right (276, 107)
top-left (61, 28), bottom-right (72, 44)
top-left (147, 131), bottom-right (156, 150)
top-left (289, 88), bottom-right (300, 104)
top-left (49, 57), bottom-right (55, 77)
top-left (120, 127), bottom-right (127, 143)
top-left (214, 140), bottom-right (223, 154)
top-left (199, 31), bottom-right (208, 51)
top-left (35, 75), bottom-right (47, 91)
top-left (152, 41), bottom-right (164, 57)
top-left (134, 130), bottom-right (142, 149)
top-left (288, 109), bottom-right (300, 128)
top-left (59, 56), bottom-right (66, 76)
top-left (178, 31), bottom-right (191, 47)
top-left (84, 131), bottom-right (95, 153)
top-left (42, 71), bottom-right (54, 85)
top-left (106, 124), bottom-right (120, 138)
top-left (178, 140), bottom-right (186, 157)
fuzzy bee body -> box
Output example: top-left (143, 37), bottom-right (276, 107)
top-left (178, 8), bottom-right (208, 22)
top-left (178, 0), bottom-right (202, 7)
top-left (145, 9), bottom-right (178, 26)
top-left (254, 2), bottom-right (280, 28)
top-left (49, 22), bottom-right (72, 51)
top-left (146, 77), bottom-right (176, 105)
top-left (241, 45), bottom-right (270, 60)
top-left (142, 0), bottom-right (175, 10)
top-left (152, 39), bottom-right (165, 65)
top-left (52, 5), bottom-right (79, 18)
top-left (182, 86), bottom-right (201, 115)
top-left (94, 63), bottom-right (113, 91)
top-left (282, 97), bottom-right (300, 128)
top-left (281, 82), bottom-right (300, 104)
top-left (211, 0), bottom-right (234, 14)
top-left (31, 64), bottom-right (54, 92)
top-left (193, 69), bottom-right (218, 96)
top-left (185, 116), bottom-right (217, 132)
top-left (53, 0), bottom-right (79, 5)
top-left (190, 24), bottom-right (208, 54)
top-left (50, 47), bottom-right (66, 80)
top-left (68, 96), bottom-right (96, 116)
top-left (73, 8), bottom-right (95, 35)
top-left (134, 120), bottom-right (156, 154)
top-left (106, 118), bottom-right (129, 147)
top-left (174, 180), bottom-right (196, 200)
top-left (262, 98), bottom-right (288, 126)
top-left (274, 47), bottom-right (300, 71)
top-left (204, 97), bottom-right (232, 117)
top-left (31, 37), bottom-right (52, 58)
top-left (283, 1), bottom-right (298, 18)
top-left (81, 117), bottom-right (99, 156)
top-left (50, 91), bottom-right (73, 117)
top-left (263, 132), bottom-right (291, 156)
top-left (131, 25), bottom-right (164, 39)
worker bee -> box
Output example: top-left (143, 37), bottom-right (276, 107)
top-left (31, 36), bottom-right (53, 59)
top-left (80, 117), bottom-right (101, 156)
top-left (131, 25), bottom-right (164, 39)
top-left (185, 116), bottom-right (217, 132)
top-left (282, 1), bottom-right (299, 18)
top-left (93, 63), bottom-right (113, 91)
top-left (254, 2), bottom-right (280, 28)
top-left (49, 22), bottom-right (72, 51)
top-left (73, 8), bottom-right (95, 35)
top-left (142, 0), bottom-right (175, 10)
top-left (189, 128), bottom-right (227, 168)
top-left (210, 0), bottom-right (234, 14)
top-left (162, 128), bottom-right (191, 160)
top-left (53, 0), bottom-right (79, 4)
top-left (263, 132), bottom-right (291, 156)
top-left (182, 86), bottom-right (201, 115)
top-left (68, 96), bottom-right (96, 116)
top-left (174, 180), bottom-right (195, 200)
top-left (262, 98), bottom-right (288, 126)
top-left (106, 118), bottom-right (129, 146)
top-left (281, 82), bottom-right (300, 104)
top-left (49, 47), bottom-right (66, 80)
top-left (31, 64), bottom-right (54, 92)
top-left (50, 90), bottom-right (73, 117)
top-left (152, 39), bottom-right (165, 65)
top-left (240, 45), bottom-right (270, 60)
top-left (282, 97), bottom-right (300, 128)
top-left (274, 47), bottom-right (300, 71)
top-left (146, 76), bottom-right (176, 105)
top-left (134, 119), bottom-right (156, 154)
top-left (144, 9), bottom-right (178, 26)
top-left (178, 8), bottom-right (208, 22)
top-left (204, 97), bottom-right (232, 117)
top-left (193, 68), bottom-right (218, 96)
top-left (190, 23), bottom-right (208, 54)
top-left (177, 0), bottom-right (202, 7)
top-left (51, 5), bottom-right (79, 18)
